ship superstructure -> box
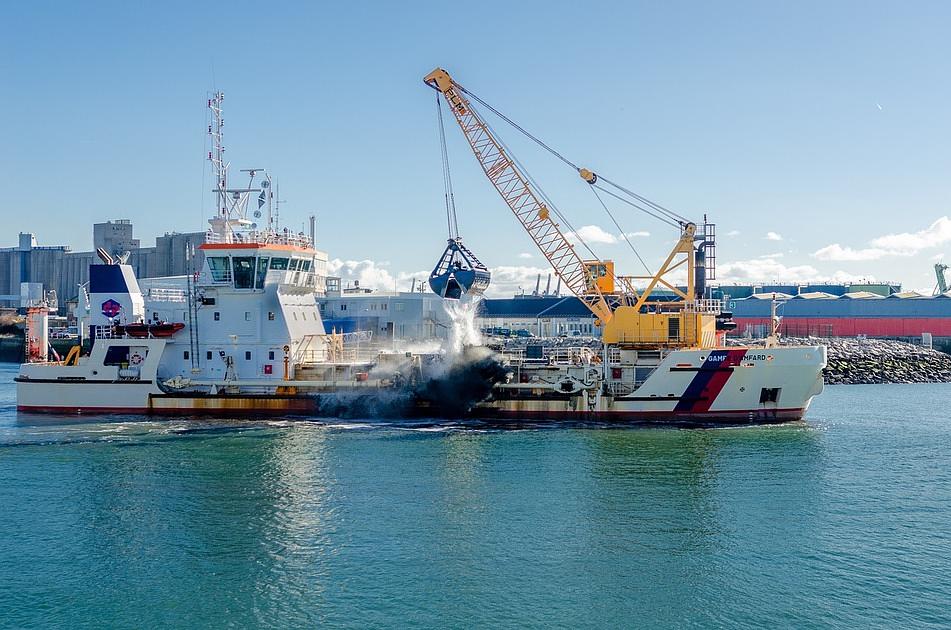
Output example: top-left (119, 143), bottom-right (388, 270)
top-left (16, 93), bottom-right (348, 413)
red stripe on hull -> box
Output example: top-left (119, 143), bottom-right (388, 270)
top-left (17, 403), bottom-right (318, 416)
top-left (474, 407), bottom-right (806, 424)
top-left (17, 405), bottom-right (149, 414)
top-left (689, 349), bottom-right (748, 413)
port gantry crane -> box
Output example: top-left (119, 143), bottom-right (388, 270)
top-left (934, 263), bottom-right (949, 295)
top-left (424, 67), bottom-right (723, 348)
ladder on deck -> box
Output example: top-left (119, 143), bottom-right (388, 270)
top-left (186, 273), bottom-right (200, 371)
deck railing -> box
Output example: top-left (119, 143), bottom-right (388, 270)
top-left (500, 345), bottom-right (600, 366)
top-left (204, 229), bottom-right (313, 249)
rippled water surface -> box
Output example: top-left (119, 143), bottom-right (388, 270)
top-left (1, 362), bottom-right (949, 628)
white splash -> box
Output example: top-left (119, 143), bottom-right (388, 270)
top-left (444, 295), bottom-right (483, 355)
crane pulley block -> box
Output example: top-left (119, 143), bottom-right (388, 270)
top-left (429, 238), bottom-right (491, 300)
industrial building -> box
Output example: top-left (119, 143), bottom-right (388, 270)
top-left (728, 290), bottom-right (951, 340)
top-left (714, 282), bottom-right (901, 299)
top-left (0, 220), bottom-right (206, 310)
top-left (477, 296), bottom-right (599, 337)
top-left (318, 282), bottom-right (603, 342)
top-left (318, 278), bottom-right (453, 342)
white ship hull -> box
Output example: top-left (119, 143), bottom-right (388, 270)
top-left (16, 380), bottom-right (160, 414)
top-left (16, 338), bottom-right (167, 413)
top-left (475, 345), bottom-right (826, 424)
top-left (17, 339), bottom-right (825, 424)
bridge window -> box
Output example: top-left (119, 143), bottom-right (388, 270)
top-left (232, 257), bottom-right (255, 289)
top-left (270, 257), bottom-right (289, 270)
top-left (255, 257), bottom-right (270, 288)
top-left (208, 257), bottom-right (231, 282)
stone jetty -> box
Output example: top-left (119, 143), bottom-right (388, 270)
top-left (759, 337), bottom-right (951, 385)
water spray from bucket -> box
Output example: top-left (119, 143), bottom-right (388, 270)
top-left (444, 295), bottom-right (483, 355)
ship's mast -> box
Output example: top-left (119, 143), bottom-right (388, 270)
top-left (273, 179), bottom-right (284, 232)
top-left (206, 92), bottom-right (256, 243)
top-left (201, 92), bottom-right (310, 249)
top-left (208, 92), bottom-right (228, 219)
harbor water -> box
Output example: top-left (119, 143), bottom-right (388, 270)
top-left (0, 362), bottom-right (949, 628)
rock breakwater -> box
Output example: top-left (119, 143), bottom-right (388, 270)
top-left (771, 337), bottom-right (951, 385)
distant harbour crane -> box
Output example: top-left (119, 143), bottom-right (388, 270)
top-left (934, 263), bottom-right (948, 295)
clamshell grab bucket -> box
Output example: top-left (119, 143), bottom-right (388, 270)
top-left (428, 238), bottom-right (491, 299)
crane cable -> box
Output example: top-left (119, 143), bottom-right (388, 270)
top-left (457, 83), bottom-right (692, 227)
top-left (475, 103), bottom-right (605, 265)
top-left (595, 173), bottom-right (690, 226)
top-left (590, 185), bottom-right (653, 276)
top-left (466, 98), bottom-right (633, 297)
top-left (458, 84), bottom-right (580, 172)
top-left (436, 95), bottom-right (460, 240)
top-left (460, 84), bottom-right (656, 281)
top-left (443, 92), bottom-right (624, 301)
top-left (592, 184), bottom-right (680, 229)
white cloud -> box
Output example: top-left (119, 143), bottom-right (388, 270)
top-left (812, 244), bottom-right (891, 262)
top-left (328, 258), bottom-right (427, 292)
top-left (484, 265), bottom-right (552, 297)
top-left (765, 231), bottom-right (783, 241)
top-left (718, 257), bottom-right (871, 284)
top-left (517, 252), bottom-right (533, 259)
top-left (564, 225), bottom-right (650, 245)
top-left (869, 216), bottom-right (951, 252)
top-left (726, 230), bottom-right (740, 237)
top-left (565, 224), bottom-right (619, 244)
top-left (813, 216), bottom-right (951, 262)
top-left (931, 253), bottom-right (945, 262)
top-left (761, 252), bottom-right (784, 259)
top-left (330, 255), bottom-right (876, 300)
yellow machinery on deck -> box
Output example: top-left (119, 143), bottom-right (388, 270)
top-left (424, 67), bottom-right (722, 349)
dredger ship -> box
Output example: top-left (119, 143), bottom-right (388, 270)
top-left (16, 74), bottom-right (826, 424)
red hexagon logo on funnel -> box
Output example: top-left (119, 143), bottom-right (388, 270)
top-left (101, 299), bottom-right (122, 318)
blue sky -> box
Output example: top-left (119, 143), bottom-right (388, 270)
top-left (3, 1), bottom-right (951, 294)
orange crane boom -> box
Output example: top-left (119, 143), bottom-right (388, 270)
top-left (424, 68), bottom-right (614, 325)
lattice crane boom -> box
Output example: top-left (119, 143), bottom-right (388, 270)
top-left (424, 68), bottom-right (614, 324)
